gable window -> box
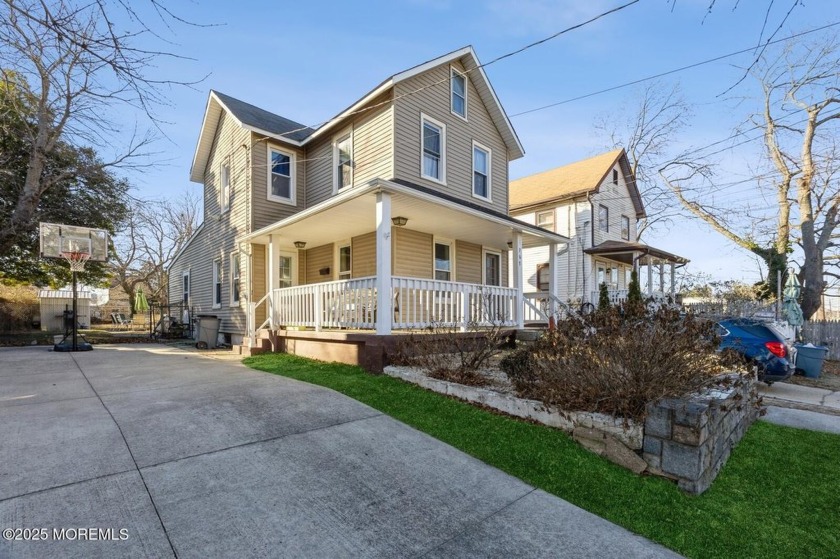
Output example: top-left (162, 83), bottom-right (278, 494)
top-left (451, 68), bottom-right (467, 119)
top-left (230, 252), bottom-right (241, 306)
top-left (268, 146), bottom-right (296, 204)
top-left (613, 169), bottom-right (619, 185)
top-left (421, 114), bottom-right (446, 184)
top-left (278, 255), bottom-right (293, 289)
top-left (212, 259), bottom-right (222, 309)
top-left (334, 133), bottom-right (353, 192)
top-left (537, 263), bottom-right (550, 292)
top-left (483, 250), bottom-right (501, 286)
top-left (220, 162), bottom-right (231, 213)
top-left (182, 271), bottom-right (190, 306)
top-left (537, 210), bottom-right (554, 232)
top-left (434, 241), bottom-right (452, 281)
top-left (621, 215), bottom-right (630, 241)
top-left (472, 141), bottom-right (491, 200)
top-left (599, 205), bottom-right (609, 232)
top-left (338, 245), bottom-right (351, 280)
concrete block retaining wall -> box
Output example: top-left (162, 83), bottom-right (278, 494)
top-left (643, 375), bottom-right (759, 494)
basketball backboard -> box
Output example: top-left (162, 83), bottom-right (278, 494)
top-left (39, 223), bottom-right (109, 262)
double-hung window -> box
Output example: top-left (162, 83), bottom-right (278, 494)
top-left (278, 255), bottom-right (293, 289)
top-left (472, 142), bottom-right (491, 200)
top-left (621, 215), bottom-right (630, 241)
top-left (338, 245), bottom-right (351, 280)
top-left (434, 241), bottom-right (452, 281)
top-left (537, 210), bottom-right (554, 231)
top-left (268, 146), bottom-right (295, 204)
top-left (334, 134), bottom-right (353, 192)
top-left (613, 169), bottom-right (619, 185)
top-left (220, 162), bottom-right (231, 213)
top-left (212, 259), bottom-right (222, 309)
top-left (421, 114), bottom-right (445, 183)
top-left (451, 68), bottom-right (467, 119)
top-left (599, 205), bottom-right (609, 232)
top-left (483, 250), bottom-right (501, 286)
top-left (182, 271), bottom-right (190, 306)
top-left (230, 252), bottom-right (241, 305)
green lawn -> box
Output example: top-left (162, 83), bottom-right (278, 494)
top-left (244, 353), bottom-right (840, 559)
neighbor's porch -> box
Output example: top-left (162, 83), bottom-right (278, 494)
top-left (241, 180), bottom-right (567, 338)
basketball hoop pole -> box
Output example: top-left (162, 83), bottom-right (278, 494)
top-left (71, 267), bottom-right (78, 351)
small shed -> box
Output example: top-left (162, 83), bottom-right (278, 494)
top-left (38, 289), bottom-right (91, 332)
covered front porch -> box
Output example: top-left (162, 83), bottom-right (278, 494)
top-left (242, 179), bottom-right (567, 338)
top-left (585, 240), bottom-right (689, 305)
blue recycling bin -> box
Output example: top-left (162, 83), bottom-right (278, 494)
top-left (794, 345), bottom-right (829, 378)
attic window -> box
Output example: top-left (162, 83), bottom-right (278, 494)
top-left (451, 68), bottom-right (467, 119)
top-left (613, 169), bottom-right (618, 185)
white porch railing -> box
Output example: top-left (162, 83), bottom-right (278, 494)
top-left (392, 277), bottom-right (517, 329)
top-left (272, 276), bottom-right (377, 331)
top-left (266, 276), bottom-right (517, 332)
top-left (591, 289), bottom-right (629, 306)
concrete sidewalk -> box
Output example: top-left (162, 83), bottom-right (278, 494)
top-left (0, 345), bottom-right (679, 559)
top-left (759, 382), bottom-right (840, 414)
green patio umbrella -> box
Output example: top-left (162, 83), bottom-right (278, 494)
top-left (781, 272), bottom-right (803, 327)
top-left (134, 288), bottom-right (150, 314)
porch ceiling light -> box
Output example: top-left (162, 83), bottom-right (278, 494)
top-left (294, 241), bottom-right (306, 249)
top-left (391, 216), bottom-right (408, 227)
top-left (507, 241), bottom-right (513, 248)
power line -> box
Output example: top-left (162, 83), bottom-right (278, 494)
top-left (508, 21), bottom-right (840, 118)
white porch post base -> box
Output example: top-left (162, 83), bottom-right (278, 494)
top-left (375, 192), bottom-right (392, 335)
top-left (512, 230), bottom-right (524, 329)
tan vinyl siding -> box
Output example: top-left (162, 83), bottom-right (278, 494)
top-left (304, 243), bottom-right (334, 284)
top-left (393, 228), bottom-right (432, 278)
top-left (455, 240), bottom-right (481, 284)
top-left (306, 92), bottom-right (394, 208)
top-left (501, 250), bottom-right (509, 288)
top-left (393, 60), bottom-right (509, 214)
top-left (298, 249), bottom-right (306, 286)
top-left (252, 137), bottom-right (306, 231)
top-left (251, 244), bottom-right (266, 326)
top-left (351, 232), bottom-right (376, 278)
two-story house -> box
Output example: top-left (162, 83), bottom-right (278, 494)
top-left (168, 47), bottom-right (567, 363)
top-left (509, 149), bottom-right (687, 315)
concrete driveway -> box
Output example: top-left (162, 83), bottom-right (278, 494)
top-left (0, 345), bottom-right (678, 558)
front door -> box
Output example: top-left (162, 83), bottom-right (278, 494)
top-left (275, 251), bottom-right (296, 289)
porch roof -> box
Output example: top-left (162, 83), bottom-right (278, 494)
top-left (241, 179), bottom-right (568, 250)
top-left (584, 240), bottom-right (689, 266)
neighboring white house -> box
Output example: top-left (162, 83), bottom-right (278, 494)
top-left (509, 149), bottom-right (688, 312)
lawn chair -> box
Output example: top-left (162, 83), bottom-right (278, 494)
top-left (115, 313), bottom-right (133, 330)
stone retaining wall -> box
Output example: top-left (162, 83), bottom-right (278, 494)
top-left (643, 375), bottom-right (759, 494)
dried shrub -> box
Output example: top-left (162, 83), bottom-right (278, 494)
top-left (392, 321), bottom-right (511, 386)
top-left (0, 284), bottom-right (39, 332)
top-left (500, 305), bottom-right (746, 421)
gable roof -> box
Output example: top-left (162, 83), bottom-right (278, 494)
top-left (190, 46), bottom-right (524, 183)
top-left (508, 149), bottom-right (646, 218)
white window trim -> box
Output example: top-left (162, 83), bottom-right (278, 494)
top-left (450, 66), bottom-right (468, 121)
top-left (433, 237), bottom-right (455, 282)
top-left (536, 209), bottom-right (555, 232)
top-left (266, 144), bottom-right (297, 205)
top-left (229, 251), bottom-right (240, 307)
top-left (482, 248), bottom-right (502, 286)
top-left (182, 270), bottom-right (190, 306)
top-left (332, 128), bottom-right (354, 194)
top-left (335, 240), bottom-right (352, 280)
top-left (212, 258), bottom-right (222, 309)
top-left (471, 140), bottom-right (492, 202)
top-left (220, 160), bottom-right (231, 214)
top-left (420, 113), bottom-right (446, 185)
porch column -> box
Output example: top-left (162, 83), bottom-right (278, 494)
top-left (647, 257), bottom-right (653, 297)
top-left (670, 262), bottom-right (676, 297)
top-left (512, 230), bottom-right (524, 329)
top-left (548, 242), bottom-right (559, 317)
top-left (267, 235), bottom-right (275, 328)
top-left (375, 192), bottom-right (392, 335)
top-left (659, 261), bottom-right (665, 293)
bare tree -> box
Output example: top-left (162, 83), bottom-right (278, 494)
top-left (111, 191), bottom-right (200, 311)
top-left (661, 34), bottom-right (840, 319)
top-left (594, 81), bottom-right (691, 237)
top-left (0, 0), bottom-right (204, 253)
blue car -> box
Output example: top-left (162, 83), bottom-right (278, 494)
top-left (717, 318), bottom-right (794, 385)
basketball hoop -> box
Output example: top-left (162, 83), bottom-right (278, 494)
top-left (60, 251), bottom-right (91, 273)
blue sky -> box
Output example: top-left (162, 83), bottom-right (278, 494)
top-left (114, 0), bottom-right (838, 284)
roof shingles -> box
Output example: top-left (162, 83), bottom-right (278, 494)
top-left (212, 90), bottom-right (315, 143)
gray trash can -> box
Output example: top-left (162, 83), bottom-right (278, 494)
top-left (794, 344), bottom-right (829, 378)
top-left (196, 315), bottom-right (221, 349)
